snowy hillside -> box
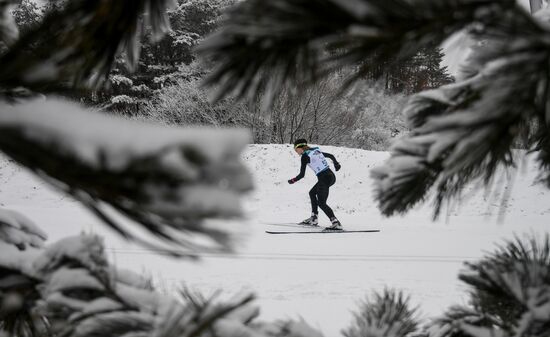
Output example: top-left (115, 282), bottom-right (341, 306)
top-left (1, 144), bottom-right (550, 335)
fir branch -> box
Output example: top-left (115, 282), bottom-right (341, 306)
top-left (154, 291), bottom-right (255, 337)
top-left (198, 0), bottom-right (519, 105)
top-left (458, 235), bottom-right (550, 331)
top-left (63, 311), bottom-right (154, 337)
top-left (33, 236), bottom-right (159, 337)
top-left (0, 99), bottom-right (252, 256)
top-left (372, 12), bottom-right (550, 217)
top-left (431, 306), bottom-right (502, 337)
top-left (0, 209), bottom-right (47, 250)
top-left (343, 289), bottom-right (419, 337)
top-left (0, 0), bottom-right (175, 93)
top-left (0, 258), bottom-right (44, 337)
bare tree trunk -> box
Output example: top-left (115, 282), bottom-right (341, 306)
top-left (309, 81), bottom-right (329, 142)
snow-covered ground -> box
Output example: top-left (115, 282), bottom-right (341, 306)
top-left (1, 144), bottom-right (549, 335)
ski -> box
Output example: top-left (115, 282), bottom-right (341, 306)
top-left (266, 229), bottom-right (380, 234)
top-left (264, 222), bottom-right (320, 228)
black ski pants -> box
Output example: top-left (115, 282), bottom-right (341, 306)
top-left (309, 169), bottom-right (336, 219)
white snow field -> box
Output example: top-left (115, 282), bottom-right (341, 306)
top-left (1, 144), bottom-right (550, 336)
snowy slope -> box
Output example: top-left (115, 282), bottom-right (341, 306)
top-left (1, 145), bottom-right (550, 336)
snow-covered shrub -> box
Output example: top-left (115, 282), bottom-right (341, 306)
top-left (333, 82), bottom-right (408, 151)
top-left (260, 79), bottom-right (407, 149)
top-left (267, 79), bottom-right (406, 150)
top-left (109, 75), bottom-right (133, 88)
top-left (131, 84), bottom-right (150, 93)
top-left (107, 94), bottom-right (139, 114)
top-left (140, 78), bottom-right (249, 128)
top-left (110, 95), bottom-right (134, 105)
top-left (142, 75), bottom-right (406, 150)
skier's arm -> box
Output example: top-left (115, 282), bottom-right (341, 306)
top-left (322, 152), bottom-right (341, 171)
top-left (288, 155), bottom-right (309, 184)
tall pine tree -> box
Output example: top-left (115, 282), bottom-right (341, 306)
top-left (363, 44), bottom-right (453, 95)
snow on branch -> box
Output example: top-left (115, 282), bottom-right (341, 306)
top-left (0, 208), bottom-right (47, 250)
top-left (34, 235), bottom-right (108, 278)
top-left (431, 306), bottom-right (502, 337)
top-left (429, 234), bottom-right (550, 337)
top-left (0, 0), bottom-right (176, 93)
top-left (0, 98), bottom-right (253, 256)
top-left (197, 0), bottom-right (519, 105)
top-left (0, 245), bottom-right (41, 336)
top-left (372, 8), bottom-right (550, 217)
top-left (30, 235), bottom-right (164, 337)
top-left (0, 0), bottom-right (19, 46)
top-left (343, 289), bottom-right (419, 337)
top-left (1, 232), bottom-right (328, 337)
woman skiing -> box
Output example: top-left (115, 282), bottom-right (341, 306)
top-left (287, 139), bottom-right (343, 230)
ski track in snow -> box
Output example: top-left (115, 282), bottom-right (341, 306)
top-left (1, 145), bottom-right (550, 336)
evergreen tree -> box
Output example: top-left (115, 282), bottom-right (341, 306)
top-left (369, 45), bottom-right (453, 95)
top-left (103, 0), bottom-right (235, 113)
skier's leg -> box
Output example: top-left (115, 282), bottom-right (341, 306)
top-left (309, 183), bottom-right (319, 215)
top-left (317, 175), bottom-right (334, 219)
top-left (318, 171), bottom-right (342, 230)
top-left (297, 183), bottom-right (319, 226)
top-left (318, 185), bottom-right (334, 219)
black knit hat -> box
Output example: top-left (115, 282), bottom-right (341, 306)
top-left (293, 138), bottom-right (308, 149)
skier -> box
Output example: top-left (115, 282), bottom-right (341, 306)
top-left (287, 139), bottom-right (343, 230)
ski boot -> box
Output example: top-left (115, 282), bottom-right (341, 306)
top-left (324, 217), bottom-right (343, 231)
top-left (299, 213), bottom-right (319, 227)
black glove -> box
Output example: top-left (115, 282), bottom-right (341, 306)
top-left (334, 162), bottom-right (341, 171)
top-left (288, 178), bottom-right (297, 184)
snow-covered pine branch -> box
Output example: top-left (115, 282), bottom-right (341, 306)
top-left (0, 242), bottom-right (41, 336)
top-left (428, 234), bottom-right (550, 337)
top-left (0, 98), bottom-right (253, 256)
top-left (197, 0), bottom-right (518, 106)
top-left (0, 0), bottom-right (176, 93)
top-left (372, 7), bottom-right (550, 217)
top-left (2, 234), bottom-right (324, 337)
top-left (0, 209), bottom-right (47, 250)
top-left (343, 289), bottom-right (419, 337)
top-left (430, 306), bottom-right (503, 337)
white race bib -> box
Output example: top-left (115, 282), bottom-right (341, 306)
top-left (306, 148), bottom-right (329, 175)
